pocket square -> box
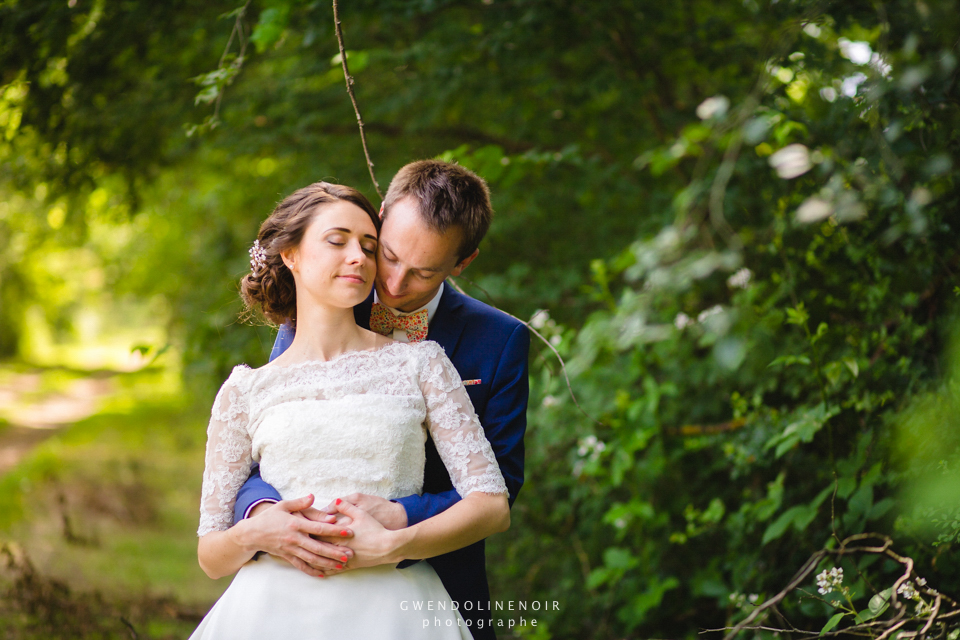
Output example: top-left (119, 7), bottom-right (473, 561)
top-left (462, 379), bottom-right (482, 386)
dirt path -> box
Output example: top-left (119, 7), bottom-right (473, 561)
top-left (0, 371), bottom-right (115, 475)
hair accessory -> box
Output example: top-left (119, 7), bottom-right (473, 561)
top-left (249, 239), bottom-right (267, 272)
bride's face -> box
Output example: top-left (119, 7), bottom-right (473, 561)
top-left (282, 200), bottom-right (378, 311)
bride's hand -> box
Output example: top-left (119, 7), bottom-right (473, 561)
top-left (317, 493), bottom-right (406, 530)
top-left (324, 498), bottom-right (403, 570)
top-left (240, 495), bottom-right (356, 577)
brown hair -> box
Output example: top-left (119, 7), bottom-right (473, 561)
top-left (240, 182), bottom-right (380, 326)
top-left (382, 160), bottom-right (493, 262)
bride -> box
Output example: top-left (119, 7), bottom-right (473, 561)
top-left (190, 182), bottom-right (509, 639)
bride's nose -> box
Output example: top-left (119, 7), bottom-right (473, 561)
top-left (345, 240), bottom-right (367, 264)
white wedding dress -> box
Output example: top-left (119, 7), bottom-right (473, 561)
top-left (190, 340), bottom-right (507, 639)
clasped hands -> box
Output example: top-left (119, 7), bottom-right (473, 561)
top-left (243, 493), bottom-right (409, 578)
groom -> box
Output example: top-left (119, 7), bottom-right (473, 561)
top-left (232, 159), bottom-right (529, 639)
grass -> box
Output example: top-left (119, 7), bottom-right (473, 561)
top-left (0, 362), bottom-right (229, 638)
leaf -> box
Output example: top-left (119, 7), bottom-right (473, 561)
top-left (821, 612), bottom-right (844, 635)
top-left (768, 354), bottom-right (811, 368)
top-left (586, 567), bottom-right (610, 590)
top-left (811, 322), bottom-right (828, 344)
top-left (762, 505), bottom-right (804, 544)
top-left (766, 403), bottom-right (839, 458)
top-left (762, 486), bottom-right (832, 544)
top-left (844, 358), bottom-right (859, 378)
top-left (786, 303), bottom-right (809, 326)
top-left (603, 547), bottom-right (638, 570)
top-left (869, 588), bottom-right (892, 614)
top-left (250, 7), bottom-right (290, 53)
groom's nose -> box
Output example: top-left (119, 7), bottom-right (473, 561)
top-left (381, 265), bottom-right (406, 294)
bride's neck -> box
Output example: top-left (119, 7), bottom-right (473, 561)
top-left (285, 303), bottom-right (370, 363)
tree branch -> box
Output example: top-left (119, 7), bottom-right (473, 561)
top-left (332, 0), bottom-right (382, 199)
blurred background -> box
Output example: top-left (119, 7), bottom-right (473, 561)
top-left (1, 1), bottom-right (960, 638)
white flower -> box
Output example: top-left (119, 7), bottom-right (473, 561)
top-left (727, 268), bottom-right (752, 289)
top-left (541, 395), bottom-right (559, 408)
top-left (530, 310), bottom-right (549, 330)
top-left (816, 567), bottom-right (843, 595)
top-left (795, 197), bottom-right (833, 223)
top-left (577, 435), bottom-right (606, 459)
top-left (697, 305), bottom-right (724, 323)
top-left (871, 53), bottom-right (892, 77)
top-left (769, 144), bottom-right (812, 179)
top-left (916, 577), bottom-right (927, 587)
top-left (696, 96), bottom-right (730, 120)
top-left (841, 73), bottom-right (868, 98)
top-left (897, 581), bottom-right (917, 600)
top-left (674, 312), bottom-right (693, 330)
top-left (839, 38), bottom-right (873, 65)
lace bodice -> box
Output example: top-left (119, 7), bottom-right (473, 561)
top-left (198, 340), bottom-right (507, 536)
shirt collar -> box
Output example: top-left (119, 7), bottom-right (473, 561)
top-left (373, 282), bottom-right (444, 324)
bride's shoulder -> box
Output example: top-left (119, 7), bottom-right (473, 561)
top-left (373, 339), bottom-right (447, 367)
top-left (408, 341), bottom-right (456, 373)
top-left (411, 340), bottom-right (447, 359)
top-left (218, 364), bottom-right (256, 390)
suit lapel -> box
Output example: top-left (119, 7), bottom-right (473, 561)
top-left (428, 283), bottom-right (467, 355)
top-left (354, 291), bottom-right (375, 330)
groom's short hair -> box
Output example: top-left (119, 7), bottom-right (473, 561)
top-left (382, 160), bottom-right (493, 262)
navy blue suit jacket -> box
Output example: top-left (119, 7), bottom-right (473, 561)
top-left (233, 285), bottom-right (529, 639)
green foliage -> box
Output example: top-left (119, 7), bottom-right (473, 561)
top-left (2, 0), bottom-right (960, 638)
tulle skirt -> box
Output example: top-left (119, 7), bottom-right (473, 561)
top-left (190, 555), bottom-right (472, 639)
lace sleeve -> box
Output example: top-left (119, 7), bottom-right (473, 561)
top-left (198, 369), bottom-right (254, 536)
top-left (418, 343), bottom-right (508, 498)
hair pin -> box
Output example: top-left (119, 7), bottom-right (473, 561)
top-left (249, 239), bottom-right (267, 272)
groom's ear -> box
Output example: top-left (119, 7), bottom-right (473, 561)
top-left (450, 248), bottom-right (479, 277)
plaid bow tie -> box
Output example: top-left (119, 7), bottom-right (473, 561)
top-left (369, 303), bottom-right (429, 342)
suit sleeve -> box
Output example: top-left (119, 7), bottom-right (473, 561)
top-left (396, 322), bottom-right (530, 526)
top-left (231, 323), bottom-right (294, 525)
top-left (232, 464), bottom-right (282, 523)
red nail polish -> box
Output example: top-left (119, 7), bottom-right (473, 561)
top-left (340, 555), bottom-right (348, 562)
top-left (335, 498), bottom-right (342, 505)
top-left (336, 564), bottom-right (343, 569)
top-left (340, 530), bottom-right (348, 537)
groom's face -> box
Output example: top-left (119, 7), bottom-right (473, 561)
top-left (375, 196), bottom-right (478, 312)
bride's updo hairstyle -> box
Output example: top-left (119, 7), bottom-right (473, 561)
top-left (241, 181), bottom-right (380, 326)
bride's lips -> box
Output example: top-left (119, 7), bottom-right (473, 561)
top-left (337, 274), bottom-right (366, 284)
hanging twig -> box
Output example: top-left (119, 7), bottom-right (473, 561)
top-left (187, 2), bottom-right (252, 137)
top-left (327, 6), bottom-right (598, 426)
top-left (332, 1), bottom-right (382, 199)
top-left (212, 3), bottom-right (251, 125)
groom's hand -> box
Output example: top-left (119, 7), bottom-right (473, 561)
top-left (321, 499), bottom-right (403, 570)
top-left (319, 493), bottom-right (408, 530)
top-left (240, 495), bottom-right (355, 577)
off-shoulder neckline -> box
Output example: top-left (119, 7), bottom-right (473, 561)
top-left (235, 340), bottom-right (438, 375)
